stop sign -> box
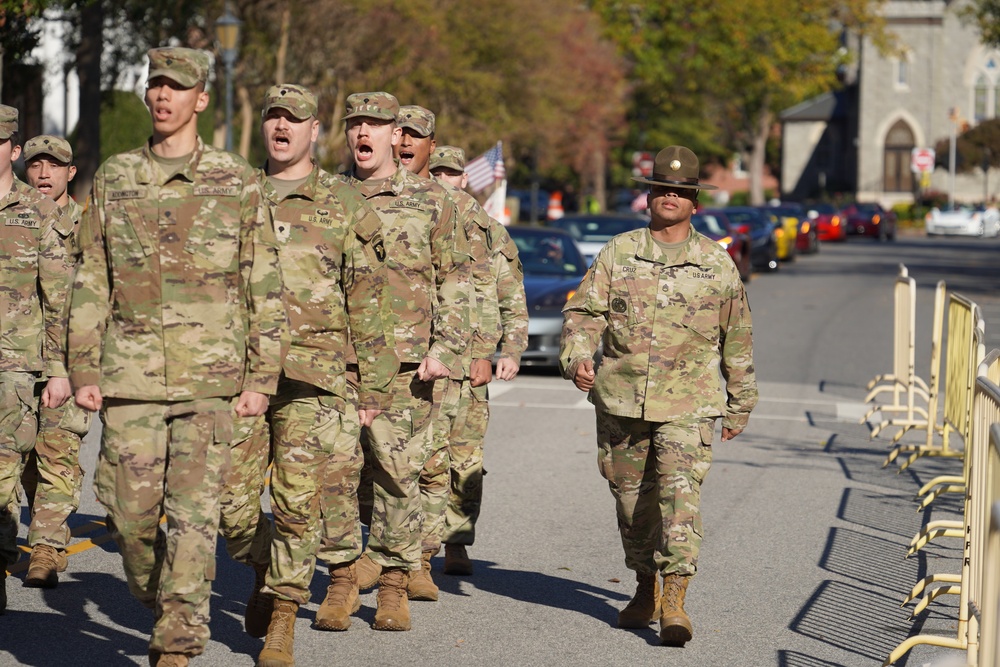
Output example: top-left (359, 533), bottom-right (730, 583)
top-left (911, 148), bottom-right (935, 173)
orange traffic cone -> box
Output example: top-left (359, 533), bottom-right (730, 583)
top-left (546, 192), bottom-right (565, 220)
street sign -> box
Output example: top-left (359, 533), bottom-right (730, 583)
top-left (911, 147), bottom-right (935, 173)
top-left (632, 151), bottom-right (654, 178)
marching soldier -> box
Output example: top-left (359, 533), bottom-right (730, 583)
top-left (0, 107), bottom-right (70, 615)
top-left (68, 48), bottom-right (287, 666)
top-left (340, 92), bottom-right (470, 631)
top-left (560, 146), bottom-right (757, 646)
top-left (19, 135), bottom-right (93, 589)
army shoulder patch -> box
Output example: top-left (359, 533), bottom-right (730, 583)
top-left (372, 234), bottom-right (387, 262)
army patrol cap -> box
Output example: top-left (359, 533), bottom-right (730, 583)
top-left (23, 135), bottom-right (73, 163)
top-left (398, 105), bottom-right (435, 137)
top-left (343, 92), bottom-right (399, 122)
top-left (429, 146), bottom-right (466, 172)
top-left (262, 84), bottom-right (317, 120)
top-left (633, 145), bottom-right (717, 191)
top-left (0, 105), bottom-right (18, 141)
top-left (147, 47), bottom-right (211, 88)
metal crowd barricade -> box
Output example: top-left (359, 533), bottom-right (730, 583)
top-left (885, 349), bottom-right (1000, 666)
top-left (977, 498), bottom-right (1000, 667)
top-left (862, 270), bottom-right (930, 434)
top-left (884, 280), bottom-right (947, 465)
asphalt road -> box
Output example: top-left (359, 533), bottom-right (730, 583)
top-left (4, 231), bottom-right (1000, 667)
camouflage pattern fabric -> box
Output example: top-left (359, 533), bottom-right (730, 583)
top-left (68, 137), bottom-right (288, 401)
top-left (419, 377), bottom-right (461, 553)
top-left (23, 198), bottom-right (91, 550)
top-left (22, 396), bottom-right (91, 549)
top-left (96, 396), bottom-right (234, 656)
top-left (218, 413), bottom-right (271, 567)
top-left (440, 381), bottom-right (490, 546)
top-left (363, 368), bottom-right (436, 570)
top-left (261, 378), bottom-right (362, 604)
top-left (560, 227), bottom-right (756, 429)
top-left (0, 371), bottom-right (39, 565)
top-left (491, 221), bottom-right (528, 363)
top-left (595, 414), bottom-right (713, 576)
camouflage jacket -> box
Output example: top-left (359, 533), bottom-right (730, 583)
top-left (263, 163), bottom-right (397, 411)
top-left (341, 164), bottom-right (470, 372)
top-left (439, 183), bottom-right (501, 377)
top-left (69, 138), bottom-right (288, 401)
top-left (490, 221), bottom-right (528, 364)
top-left (0, 178), bottom-right (72, 376)
top-left (560, 226), bottom-right (757, 429)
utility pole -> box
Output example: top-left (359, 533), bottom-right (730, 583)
top-left (948, 107), bottom-right (958, 210)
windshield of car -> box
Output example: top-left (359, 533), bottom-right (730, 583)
top-left (810, 203), bottom-right (837, 215)
top-left (855, 203), bottom-right (879, 214)
top-left (510, 230), bottom-right (587, 277)
top-left (724, 210), bottom-right (769, 231)
top-left (769, 207), bottom-right (801, 218)
top-left (551, 217), bottom-right (646, 243)
top-left (691, 213), bottom-right (727, 236)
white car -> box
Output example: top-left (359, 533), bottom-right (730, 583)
top-left (925, 205), bottom-right (1000, 237)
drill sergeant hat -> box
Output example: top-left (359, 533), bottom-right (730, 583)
top-left (632, 145), bottom-right (718, 190)
top-left (429, 146), bottom-right (466, 173)
top-left (343, 92), bottom-right (399, 122)
top-left (23, 135), bottom-right (73, 163)
top-left (397, 105), bottom-right (435, 137)
top-left (262, 84), bottom-right (318, 120)
top-left (147, 47), bottom-right (211, 88)
top-left (0, 105), bottom-right (18, 141)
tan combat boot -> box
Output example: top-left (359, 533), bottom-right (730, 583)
top-left (372, 568), bottom-right (411, 631)
top-left (315, 560), bottom-right (360, 631)
top-left (154, 654), bottom-right (190, 667)
top-left (355, 553), bottom-right (382, 590)
top-left (245, 560), bottom-right (274, 639)
top-left (257, 599), bottom-right (298, 667)
top-left (443, 544), bottom-right (473, 575)
top-left (617, 571), bottom-right (660, 629)
top-left (24, 544), bottom-right (68, 589)
top-left (406, 550), bottom-right (439, 602)
top-left (659, 574), bottom-right (693, 645)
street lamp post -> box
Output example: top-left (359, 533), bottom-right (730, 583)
top-left (215, 4), bottom-right (242, 153)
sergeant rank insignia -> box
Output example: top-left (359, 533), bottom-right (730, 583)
top-left (611, 297), bottom-right (628, 313)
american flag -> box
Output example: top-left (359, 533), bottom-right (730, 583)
top-left (465, 141), bottom-right (506, 193)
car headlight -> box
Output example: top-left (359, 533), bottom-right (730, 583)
top-left (717, 236), bottom-right (733, 249)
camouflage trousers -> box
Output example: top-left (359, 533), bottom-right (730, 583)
top-left (218, 413), bottom-right (272, 568)
top-left (96, 397), bottom-right (233, 656)
top-left (595, 412), bottom-right (714, 577)
top-left (21, 397), bottom-right (91, 549)
top-left (420, 378), bottom-right (490, 552)
top-left (259, 379), bottom-right (362, 605)
top-left (0, 371), bottom-right (39, 566)
top-left (364, 367), bottom-right (435, 571)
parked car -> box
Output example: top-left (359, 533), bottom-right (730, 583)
top-left (925, 205), bottom-right (1000, 237)
top-left (756, 207), bottom-right (798, 261)
top-left (507, 226), bottom-right (589, 367)
top-left (703, 207), bottom-right (778, 272)
top-left (691, 212), bottom-right (752, 282)
top-left (765, 202), bottom-right (819, 254)
top-left (807, 202), bottom-right (848, 242)
top-left (547, 213), bottom-right (649, 266)
top-left (843, 202), bottom-right (896, 240)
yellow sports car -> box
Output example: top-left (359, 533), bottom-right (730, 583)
top-left (757, 208), bottom-right (798, 262)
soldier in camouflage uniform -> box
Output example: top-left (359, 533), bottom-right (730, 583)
top-left (67, 49), bottom-right (287, 667)
top-left (426, 143), bottom-right (529, 577)
top-left (340, 92), bottom-right (470, 631)
top-left (18, 135), bottom-right (93, 589)
top-left (560, 146), bottom-right (757, 646)
top-left (0, 107), bottom-right (73, 615)
top-left (227, 85), bottom-right (397, 667)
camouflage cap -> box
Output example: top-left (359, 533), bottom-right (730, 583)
top-left (262, 84), bottom-right (317, 120)
top-left (0, 104), bottom-right (18, 141)
top-left (632, 145), bottom-right (718, 191)
top-left (429, 145), bottom-right (466, 172)
top-left (147, 47), bottom-right (211, 88)
top-left (398, 105), bottom-right (435, 137)
top-left (343, 92), bottom-right (399, 122)
top-left (23, 135), bottom-right (73, 163)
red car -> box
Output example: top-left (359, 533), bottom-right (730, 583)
top-left (808, 203), bottom-right (847, 242)
top-left (843, 202), bottom-right (896, 241)
top-left (691, 212), bottom-right (752, 282)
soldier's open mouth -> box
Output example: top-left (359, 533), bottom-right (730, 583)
top-left (398, 149), bottom-right (414, 165)
top-left (356, 143), bottom-right (374, 160)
